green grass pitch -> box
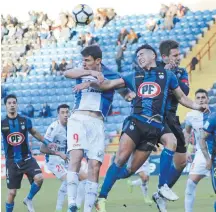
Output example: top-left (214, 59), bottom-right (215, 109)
top-left (1, 176), bottom-right (215, 211)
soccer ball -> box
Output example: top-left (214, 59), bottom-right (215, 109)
top-left (72, 4), bottom-right (94, 25)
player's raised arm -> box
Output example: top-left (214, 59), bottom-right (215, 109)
top-left (28, 127), bottom-right (51, 146)
top-left (172, 87), bottom-right (209, 112)
top-left (74, 78), bottom-right (126, 92)
top-left (91, 78), bottom-right (125, 90)
top-left (40, 143), bottom-right (69, 162)
top-left (64, 68), bottom-right (104, 83)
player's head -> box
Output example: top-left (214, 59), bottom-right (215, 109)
top-left (159, 40), bottom-right (181, 67)
top-left (4, 94), bottom-right (18, 114)
top-left (195, 89), bottom-right (209, 105)
top-left (57, 104), bottom-right (70, 125)
top-left (135, 44), bottom-right (157, 69)
top-left (81, 45), bottom-right (102, 71)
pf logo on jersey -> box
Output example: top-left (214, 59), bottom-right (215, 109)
top-left (138, 82), bottom-right (161, 98)
top-left (7, 132), bottom-right (25, 146)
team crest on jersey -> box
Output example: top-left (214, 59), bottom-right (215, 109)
top-left (177, 73), bottom-right (181, 78)
top-left (7, 132), bottom-right (25, 146)
top-left (158, 72), bottom-right (164, 79)
top-left (138, 82), bottom-right (161, 98)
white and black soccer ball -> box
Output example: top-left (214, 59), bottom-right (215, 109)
top-left (72, 4), bottom-right (94, 25)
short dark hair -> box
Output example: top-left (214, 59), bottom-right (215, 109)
top-left (135, 44), bottom-right (157, 59)
top-left (81, 45), bottom-right (102, 60)
top-left (4, 94), bottom-right (17, 105)
top-left (57, 104), bottom-right (70, 113)
top-left (159, 40), bottom-right (179, 56)
top-left (195, 88), bottom-right (208, 97)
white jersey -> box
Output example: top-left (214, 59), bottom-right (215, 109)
top-left (74, 76), bottom-right (102, 113)
top-left (73, 65), bottom-right (120, 118)
top-left (44, 120), bottom-right (67, 161)
top-left (185, 109), bottom-right (213, 151)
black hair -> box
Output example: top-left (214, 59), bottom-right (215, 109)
top-left (195, 88), bottom-right (208, 97)
top-left (81, 45), bottom-right (102, 60)
top-left (57, 104), bottom-right (70, 113)
top-left (159, 40), bottom-right (179, 56)
top-left (4, 94), bottom-right (17, 105)
top-left (135, 44), bottom-right (157, 59)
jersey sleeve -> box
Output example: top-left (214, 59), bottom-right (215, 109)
top-left (169, 71), bottom-right (179, 90)
top-left (178, 68), bottom-right (189, 95)
top-left (203, 113), bottom-right (216, 134)
top-left (121, 72), bottom-right (135, 91)
top-left (26, 118), bottom-right (32, 130)
top-left (44, 123), bottom-right (56, 142)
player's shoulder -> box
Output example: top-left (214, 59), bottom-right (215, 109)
top-left (177, 67), bottom-right (187, 73)
top-left (210, 106), bottom-right (216, 113)
top-left (48, 120), bottom-right (59, 129)
top-left (186, 110), bottom-right (199, 118)
top-left (208, 112), bottom-right (216, 123)
top-left (18, 114), bottom-right (32, 122)
top-left (102, 64), bottom-right (121, 80)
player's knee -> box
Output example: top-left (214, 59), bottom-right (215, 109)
top-left (88, 160), bottom-right (101, 178)
top-left (34, 174), bottom-right (44, 186)
top-left (164, 138), bottom-right (177, 151)
top-left (8, 189), bottom-right (17, 198)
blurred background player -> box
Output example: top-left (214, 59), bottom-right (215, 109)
top-left (40, 104), bottom-right (88, 212)
top-left (127, 157), bottom-right (153, 205)
top-left (153, 40), bottom-right (190, 211)
top-left (64, 45), bottom-right (132, 212)
top-left (75, 44), bottom-right (209, 212)
top-left (184, 89), bottom-right (215, 212)
top-left (1, 94), bottom-right (51, 212)
top-left (200, 112), bottom-right (216, 212)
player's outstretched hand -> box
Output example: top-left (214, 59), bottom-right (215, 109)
top-left (90, 70), bottom-right (104, 83)
top-left (57, 152), bottom-right (70, 163)
top-left (125, 91), bottom-right (136, 102)
top-left (48, 143), bottom-right (58, 151)
top-left (164, 63), bottom-right (173, 70)
top-left (198, 104), bottom-right (210, 113)
top-left (73, 82), bottom-right (90, 92)
top-left (206, 159), bottom-right (212, 170)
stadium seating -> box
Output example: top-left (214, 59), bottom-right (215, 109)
top-left (1, 9), bottom-right (216, 150)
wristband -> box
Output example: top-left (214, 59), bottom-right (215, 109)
top-left (43, 138), bottom-right (50, 146)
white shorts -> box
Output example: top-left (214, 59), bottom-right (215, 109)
top-left (67, 114), bottom-right (105, 163)
top-left (46, 156), bottom-right (67, 179)
top-left (135, 160), bottom-right (150, 176)
top-left (189, 149), bottom-right (211, 176)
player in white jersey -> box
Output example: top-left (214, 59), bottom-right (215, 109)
top-left (184, 89), bottom-right (215, 212)
top-left (40, 104), bottom-right (88, 212)
top-left (127, 157), bottom-right (153, 205)
top-left (64, 45), bottom-right (133, 212)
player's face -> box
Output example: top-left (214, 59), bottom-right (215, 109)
top-left (58, 108), bottom-right (70, 125)
top-left (195, 93), bottom-right (209, 105)
top-left (165, 48), bottom-right (181, 67)
top-left (6, 98), bottom-right (17, 114)
top-left (82, 56), bottom-right (101, 71)
top-left (137, 49), bottom-right (155, 69)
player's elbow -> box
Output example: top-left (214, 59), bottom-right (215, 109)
top-left (64, 70), bottom-right (70, 78)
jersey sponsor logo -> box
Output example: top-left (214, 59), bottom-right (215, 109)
top-left (138, 82), bottom-right (161, 98)
top-left (7, 132), bottom-right (25, 146)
